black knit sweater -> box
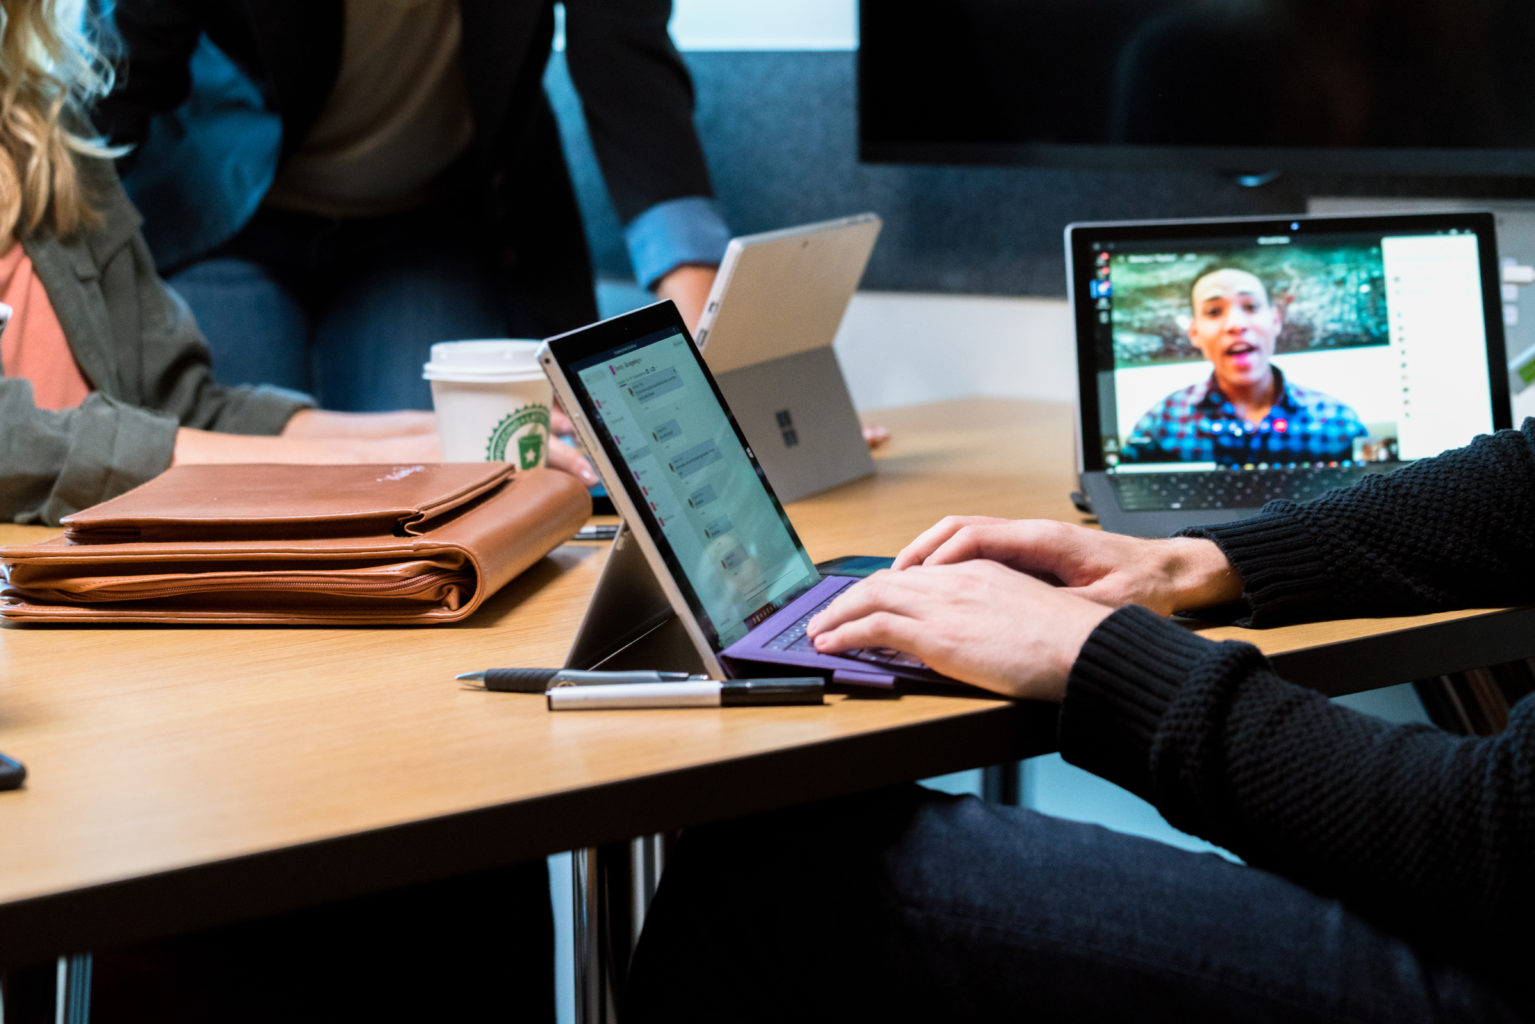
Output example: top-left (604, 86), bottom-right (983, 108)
top-left (1059, 421), bottom-right (1535, 1004)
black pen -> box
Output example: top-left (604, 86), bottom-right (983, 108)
top-left (546, 677), bottom-right (824, 710)
top-left (0, 751), bottom-right (26, 792)
top-left (457, 668), bottom-right (708, 693)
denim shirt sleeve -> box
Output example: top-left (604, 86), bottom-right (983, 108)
top-left (624, 196), bottom-right (731, 290)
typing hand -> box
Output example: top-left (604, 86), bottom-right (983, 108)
top-left (891, 517), bottom-right (1241, 617)
top-left (806, 561), bottom-right (1112, 701)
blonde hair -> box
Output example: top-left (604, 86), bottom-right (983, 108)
top-left (0, 0), bottom-right (119, 242)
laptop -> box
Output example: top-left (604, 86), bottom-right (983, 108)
top-left (538, 300), bottom-right (946, 689)
top-left (693, 213), bottom-right (882, 502)
top-left (1066, 211), bottom-right (1512, 537)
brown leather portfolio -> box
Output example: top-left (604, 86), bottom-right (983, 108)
top-left (0, 463), bottom-right (592, 624)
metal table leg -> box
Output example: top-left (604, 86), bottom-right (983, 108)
top-left (572, 835), bottom-right (668, 1024)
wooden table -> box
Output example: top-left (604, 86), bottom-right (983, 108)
top-left (2, 398), bottom-right (1531, 1009)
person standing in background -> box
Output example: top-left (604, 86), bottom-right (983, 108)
top-left (95, 0), bottom-right (727, 410)
top-left (2, 0), bottom-right (605, 527)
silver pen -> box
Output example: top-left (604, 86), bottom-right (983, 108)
top-left (456, 668), bottom-right (709, 693)
top-left (546, 677), bottom-right (824, 710)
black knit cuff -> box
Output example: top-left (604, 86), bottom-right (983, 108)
top-left (1182, 507), bottom-right (1336, 626)
top-left (1059, 605), bottom-right (1218, 803)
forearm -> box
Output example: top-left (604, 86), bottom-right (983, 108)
top-left (1136, 535), bottom-right (1243, 614)
top-left (1063, 607), bottom-right (1535, 940)
top-left (1190, 421), bottom-right (1535, 625)
top-left (173, 426), bottom-right (439, 465)
top-left (279, 408), bottom-right (437, 440)
top-left (1, 386), bottom-right (179, 525)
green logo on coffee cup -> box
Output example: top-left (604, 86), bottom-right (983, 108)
top-left (487, 404), bottom-right (551, 469)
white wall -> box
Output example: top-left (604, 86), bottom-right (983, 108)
top-left (834, 293), bottom-right (1078, 409)
top-left (670, 0), bottom-right (856, 50)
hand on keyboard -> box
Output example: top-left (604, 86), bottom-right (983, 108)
top-left (805, 560), bottom-right (1113, 701)
top-left (884, 517), bottom-right (1242, 617)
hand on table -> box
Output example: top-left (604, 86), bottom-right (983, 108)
top-left (891, 516), bottom-right (1241, 616)
top-left (279, 408), bottom-right (438, 439)
top-left (183, 408), bottom-right (599, 485)
top-left (807, 561), bottom-right (1112, 702)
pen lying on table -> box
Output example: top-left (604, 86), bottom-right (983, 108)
top-left (457, 668), bottom-right (708, 692)
top-left (456, 669), bottom-right (825, 708)
top-left (546, 678), bottom-right (824, 710)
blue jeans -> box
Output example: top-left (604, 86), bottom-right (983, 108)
top-left (626, 786), bottom-right (1525, 1022)
top-left (167, 201), bottom-right (581, 412)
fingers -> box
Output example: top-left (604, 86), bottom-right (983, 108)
top-left (808, 568), bottom-right (907, 636)
top-left (914, 521), bottom-right (1086, 583)
top-left (894, 518), bottom-right (1088, 584)
top-left (862, 424), bottom-right (891, 449)
top-left (812, 608), bottom-right (925, 659)
top-left (545, 436), bottom-right (599, 485)
top-left (807, 571), bottom-right (933, 658)
top-left (892, 515), bottom-right (1010, 569)
top-left (804, 561), bottom-right (1107, 702)
top-left (808, 562), bottom-right (994, 645)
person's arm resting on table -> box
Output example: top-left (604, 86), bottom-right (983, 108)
top-left (809, 421), bottom-right (1535, 956)
top-left (176, 409), bottom-right (598, 483)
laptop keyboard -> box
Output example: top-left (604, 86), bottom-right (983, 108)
top-left (763, 589), bottom-right (928, 669)
top-left (1109, 465), bottom-right (1386, 512)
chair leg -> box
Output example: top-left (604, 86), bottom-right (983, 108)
top-left (0, 954), bottom-right (91, 1024)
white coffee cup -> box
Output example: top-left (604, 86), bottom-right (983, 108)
top-left (423, 340), bottom-right (552, 469)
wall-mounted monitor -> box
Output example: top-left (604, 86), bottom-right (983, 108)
top-left (858, 0), bottom-right (1535, 178)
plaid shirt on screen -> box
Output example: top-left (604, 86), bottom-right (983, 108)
top-left (1122, 367), bottom-right (1368, 465)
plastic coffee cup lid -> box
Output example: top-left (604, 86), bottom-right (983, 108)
top-left (422, 340), bottom-right (544, 382)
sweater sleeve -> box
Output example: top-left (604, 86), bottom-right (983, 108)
top-left (0, 383), bottom-right (178, 525)
top-left (1061, 605), bottom-right (1535, 964)
top-left (563, 1), bottom-right (717, 229)
top-left (1, 158), bottom-right (306, 525)
top-left (1184, 421), bottom-right (1535, 625)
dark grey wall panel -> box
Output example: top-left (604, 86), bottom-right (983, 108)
top-left (546, 51), bottom-right (1535, 298)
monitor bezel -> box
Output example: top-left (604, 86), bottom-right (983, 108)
top-left (855, 3), bottom-right (1535, 179)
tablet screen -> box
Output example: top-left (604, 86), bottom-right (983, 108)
top-left (548, 307), bottom-right (820, 649)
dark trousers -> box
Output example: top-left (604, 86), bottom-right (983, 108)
top-left (627, 785), bottom-right (1526, 1023)
top-left (67, 860), bottom-right (555, 1023)
top-left (169, 195), bottom-right (594, 413)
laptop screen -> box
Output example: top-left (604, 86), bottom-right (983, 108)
top-left (1067, 212), bottom-right (1510, 474)
top-left (550, 308), bottom-right (821, 650)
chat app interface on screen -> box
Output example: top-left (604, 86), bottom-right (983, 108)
top-left (1089, 227), bottom-right (1492, 472)
top-left (575, 330), bottom-right (820, 648)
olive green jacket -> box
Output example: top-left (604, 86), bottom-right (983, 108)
top-left (1, 158), bottom-right (304, 525)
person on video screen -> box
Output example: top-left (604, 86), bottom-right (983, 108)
top-left (1121, 264), bottom-right (1367, 465)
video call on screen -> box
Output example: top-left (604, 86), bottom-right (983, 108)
top-left (1090, 229), bottom-right (1494, 472)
